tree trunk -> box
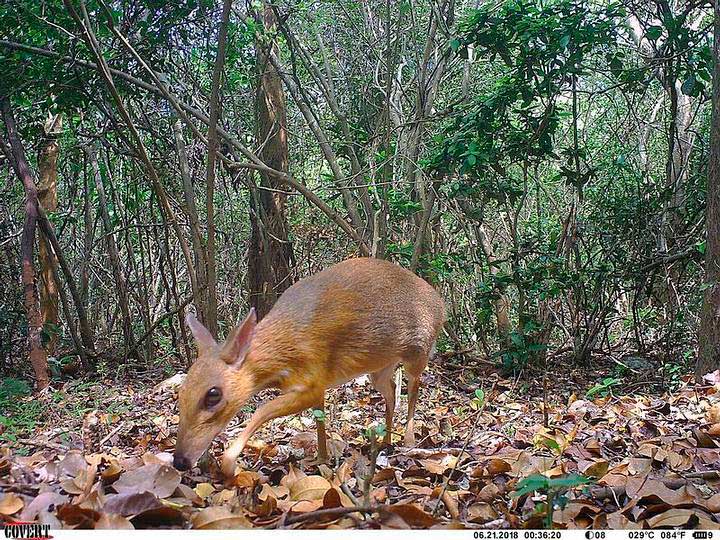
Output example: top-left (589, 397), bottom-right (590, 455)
top-left (36, 206), bottom-right (94, 358)
top-left (657, 85), bottom-right (696, 322)
top-left (697, 2), bottom-right (720, 380)
top-left (476, 224), bottom-right (511, 344)
top-left (38, 214), bottom-right (89, 370)
top-left (172, 120), bottom-right (206, 316)
top-left (457, 198), bottom-right (511, 344)
top-left (202, 0), bottom-right (232, 335)
top-left (86, 145), bottom-right (138, 359)
top-left (249, 2), bottom-right (295, 319)
top-left (1, 99), bottom-right (49, 389)
top-left (37, 114), bottom-right (62, 356)
top-left (172, 121), bottom-right (206, 364)
top-left (404, 3), bottom-right (452, 269)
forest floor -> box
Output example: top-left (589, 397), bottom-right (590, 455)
top-left (2, 354), bottom-right (720, 529)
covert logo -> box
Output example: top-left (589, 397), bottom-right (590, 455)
top-left (2, 521), bottom-right (52, 540)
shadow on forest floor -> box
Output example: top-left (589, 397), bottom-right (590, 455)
top-left (2, 354), bottom-right (720, 529)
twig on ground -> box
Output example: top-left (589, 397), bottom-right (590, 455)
top-left (432, 381), bottom-right (497, 517)
top-left (97, 421), bottom-right (125, 448)
top-left (341, 481), bottom-right (361, 506)
top-left (390, 447), bottom-right (469, 459)
top-left (0, 483), bottom-right (40, 496)
top-left (362, 432), bottom-right (380, 507)
top-left (16, 438), bottom-right (69, 452)
top-left (282, 505), bottom-right (380, 526)
top-left (685, 471), bottom-right (720, 480)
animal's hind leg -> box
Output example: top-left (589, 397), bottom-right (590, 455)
top-left (403, 351), bottom-right (429, 447)
top-left (370, 363), bottom-right (398, 445)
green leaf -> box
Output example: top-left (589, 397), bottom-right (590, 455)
top-left (646, 26), bottom-right (663, 40)
top-left (512, 474), bottom-right (549, 498)
top-left (681, 74), bottom-right (696, 96)
top-left (450, 38), bottom-right (461, 51)
top-left (312, 409), bottom-right (326, 422)
top-left (512, 473), bottom-right (590, 498)
top-left (510, 332), bottom-right (524, 347)
top-left (365, 424), bottom-right (386, 440)
top-left (475, 388), bottom-right (485, 404)
top-left (586, 377), bottom-right (620, 398)
top-left (546, 474), bottom-right (591, 490)
top-left (540, 438), bottom-right (561, 452)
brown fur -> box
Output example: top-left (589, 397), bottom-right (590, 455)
top-left (175, 257), bottom-right (445, 476)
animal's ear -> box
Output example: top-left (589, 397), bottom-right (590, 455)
top-left (221, 308), bottom-right (257, 366)
top-left (185, 312), bottom-right (217, 355)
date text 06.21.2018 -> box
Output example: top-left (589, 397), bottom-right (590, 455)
top-left (473, 532), bottom-right (562, 540)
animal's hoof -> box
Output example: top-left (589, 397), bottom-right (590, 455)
top-left (221, 455), bottom-right (237, 478)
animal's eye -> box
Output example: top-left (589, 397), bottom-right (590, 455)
top-left (204, 387), bottom-right (222, 408)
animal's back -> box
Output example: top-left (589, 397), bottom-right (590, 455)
top-left (253, 258), bottom-right (445, 387)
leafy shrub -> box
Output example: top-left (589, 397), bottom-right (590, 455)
top-left (0, 377), bottom-right (41, 444)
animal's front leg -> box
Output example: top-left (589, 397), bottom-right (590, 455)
top-left (221, 389), bottom-right (323, 477)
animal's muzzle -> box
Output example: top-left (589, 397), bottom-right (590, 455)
top-left (173, 454), bottom-right (190, 471)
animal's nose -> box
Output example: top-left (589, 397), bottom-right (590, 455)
top-left (173, 454), bottom-right (190, 471)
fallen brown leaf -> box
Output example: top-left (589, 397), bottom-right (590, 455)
top-left (95, 513), bottom-right (135, 529)
top-left (194, 482), bottom-right (215, 499)
top-left (467, 502), bottom-right (499, 523)
top-left (383, 503), bottom-right (438, 528)
top-left (191, 506), bottom-right (253, 529)
top-left (0, 493), bottom-right (24, 515)
top-left (113, 463), bottom-right (180, 498)
top-left (103, 491), bottom-right (162, 517)
top-left (288, 475), bottom-right (332, 501)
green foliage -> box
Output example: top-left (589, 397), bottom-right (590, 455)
top-left (364, 423), bottom-right (386, 441)
top-left (47, 355), bottom-right (77, 379)
top-left (429, 0), bottom-right (623, 176)
top-left (226, 17), bottom-right (258, 91)
top-left (0, 378), bottom-right (41, 444)
top-left (386, 188), bottom-right (423, 219)
top-left (513, 473), bottom-right (591, 528)
top-left (41, 322), bottom-right (61, 349)
top-left (422, 0), bottom-right (663, 365)
top-left (661, 361), bottom-right (688, 392)
top-left (0, 378), bottom-right (31, 404)
top-left (424, 252), bottom-right (472, 282)
top-left (586, 377), bottom-right (621, 399)
top-left (470, 388), bottom-right (486, 410)
top-left (386, 242), bottom-right (414, 265)
top-left (494, 321), bottom-right (547, 374)
top-left (644, 10), bottom-right (714, 99)
top-left (513, 473), bottom-right (590, 499)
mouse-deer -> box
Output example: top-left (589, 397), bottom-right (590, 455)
top-left (173, 257), bottom-right (445, 477)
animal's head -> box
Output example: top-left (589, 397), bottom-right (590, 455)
top-left (173, 309), bottom-right (257, 471)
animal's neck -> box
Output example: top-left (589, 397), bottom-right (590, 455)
top-left (242, 323), bottom-right (301, 390)
top-left (251, 318), bottom-right (301, 359)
